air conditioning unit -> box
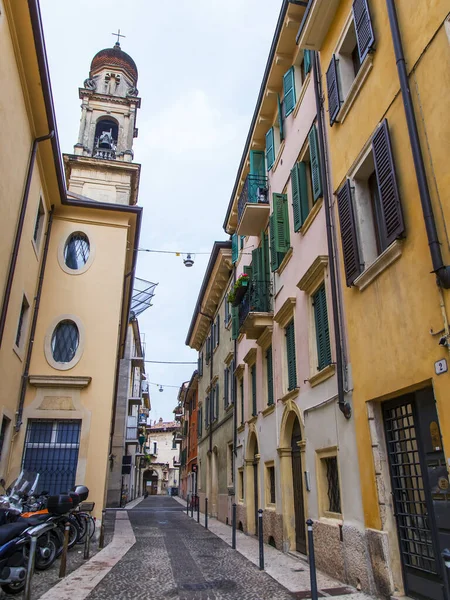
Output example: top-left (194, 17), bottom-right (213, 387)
top-left (256, 187), bottom-right (268, 203)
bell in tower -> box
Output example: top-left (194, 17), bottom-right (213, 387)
top-left (64, 34), bottom-right (141, 206)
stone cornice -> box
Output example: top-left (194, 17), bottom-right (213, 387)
top-left (256, 325), bottom-right (273, 350)
top-left (243, 347), bottom-right (257, 365)
top-left (28, 375), bottom-right (92, 389)
top-left (297, 255), bottom-right (328, 294)
top-left (273, 297), bottom-right (296, 328)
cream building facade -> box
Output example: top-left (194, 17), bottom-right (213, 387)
top-left (0, 0), bottom-right (143, 518)
top-left (144, 419), bottom-right (180, 495)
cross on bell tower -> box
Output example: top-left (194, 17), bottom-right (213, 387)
top-left (64, 39), bottom-right (141, 206)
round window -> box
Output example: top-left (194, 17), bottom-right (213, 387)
top-left (51, 320), bottom-right (79, 363)
top-left (64, 233), bottom-right (90, 270)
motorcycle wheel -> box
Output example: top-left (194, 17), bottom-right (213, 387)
top-left (1, 580), bottom-right (26, 595)
top-left (34, 530), bottom-right (59, 570)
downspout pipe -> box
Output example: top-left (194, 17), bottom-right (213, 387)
top-left (0, 131), bottom-right (55, 348)
top-left (15, 207), bottom-right (54, 431)
top-left (386, 0), bottom-right (450, 289)
top-left (311, 51), bottom-right (351, 419)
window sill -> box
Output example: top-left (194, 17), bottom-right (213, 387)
top-left (262, 404), bottom-right (275, 417)
top-left (276, 247), bottom-right (293, 275)
top-left (248, 415), bottom-right (257, 425)
top-left (272, 140), bottom-right (286, 174)
top-left (265, 504), bottom-right (276, 511)
top-left (308, 363), bottom-right (335, 388)
top-left (237, 424), bottom-right (245, 433)
top-left (279, 388), bottom-right (299, 403)
top-left (300, 197), bottom-right (323, 236)
top-left (320, 513), bottom-right (343, 523)
top-left (293, 73), bottom-right (311, 119)
top-left (354, 240), bottom-right (403, 291)
top-left (336, 54), bottom-right (373, 125)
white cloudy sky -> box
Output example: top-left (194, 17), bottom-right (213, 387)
top-left (40, 0), bottom-right (281, 421)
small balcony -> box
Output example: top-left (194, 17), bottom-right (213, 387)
top-left (125, 416), bottom-right (139, 445)
top-left (141, 381), bottom-right (149, 396)
top-left (238, 279), bottom-right (273, 339)
top-left (296, 0), bottom-right (340, 51)
top-left (138, 414), bottom-right (148, 426)
top-left (173, 456), bottom-right (181, 468)
top-left (93, 147), bottom-right (116, 160)
top-left (236, 174), bottom-right (269, 236)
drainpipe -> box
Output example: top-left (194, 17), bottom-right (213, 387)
top-left (15, 207), bottom-right (54, 431)
top-left (311, 52), bottom-right (351, 419)
top-left (232, 266), bottom-right (237, 484)
top-left (0, 131), bottom-right (55, 348)
top-left (386, 0), bottom-right (450, 289)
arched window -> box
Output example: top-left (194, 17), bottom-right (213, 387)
top-left (64, 233), bottom-right (90, 270)
top-left (94, 118), bottom-right (118, 156)
top-left (51, 320), bottom-right (79, 363)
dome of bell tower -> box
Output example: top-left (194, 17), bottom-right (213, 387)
top-left (90, 42), bottom-right (138, 85)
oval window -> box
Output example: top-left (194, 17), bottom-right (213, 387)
top-left (51, 320), bottom-right (79, 363)
top-left (64, 233), bottom-right (90, 270)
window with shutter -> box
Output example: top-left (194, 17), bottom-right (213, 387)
top-left (277, 94), bottom-right (284, 142)
top-left (251, 365), bottom-right (257, 417)
top-left (337, 179), bottom-right (362, 286)
top-left (230, 359), bottom-right (235, 405)
top-left (269, 214), bottom-right (279, 272)
top-left (352, 0), bottom-right (375, 63)
top-left (215, 382), bottom-right (219, 420)
top-left (326, 55), bottom-right (341, 126)
top-left (198, 352), bottom-right (203, 378)
top-left (215, 315), bottom-right (220, 347)
top-left (266, 346), bottom-right (274, 406)
top-left (240, 379), bottom-right (244, 425)
top-left (205, 396), bottom-right (209, 428)
top-left (285, 319), bottom-right (297, 391)
top-left (291, 162), bottom-right (310, 231)
top-left (283, 67), bottom-right (296, 117)
top-left (273, 193), bottom-right (290, 254)
top-left (308, 125), bottom-right (323, 202)
top-left (313, 284), bottom-right (332, 371)
top-left (304, 50), bottom-right (311, 75)
top-left (232, 233), bottom-right (239, 264)
top-left (265, 128), bottom-right (275, 171)
top-left (231, 306), bottom-right (239, 340)
top-left (224, 367), bottom-right (229, 408)
top-left (261, 232), bottom-right (271, 311)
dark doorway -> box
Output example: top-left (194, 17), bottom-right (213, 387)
top-left (383, 388), bottom-right (449, 600)
top-left (291, 418), bottom-right (306, 554)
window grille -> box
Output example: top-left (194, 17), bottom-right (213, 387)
top-left (269, 466), bottom-right (276, 504)
top-left (324, 456), bottom-right (341, 514)
top-left (51, 320), bottom-right (79, 363)
top-left (64, 233), bottom-right (90, 270)
top-left (22, 420), bottom-right (81, 494)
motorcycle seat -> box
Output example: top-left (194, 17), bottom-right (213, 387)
top-left (20, 514), bottom-right (49, 526)
top-left (0, 522), bottom-right (28, 546)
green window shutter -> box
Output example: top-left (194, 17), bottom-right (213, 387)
top-left (240, 235), bottom-right (245, 250)
top-left (269, 215), bottom-right (279, 272)
top-left (250, 150), bottom-right (265, 177)
top-left (308, 125), bottom-right (323, 202)
top-left (240, 379), bottom-right (244, 425)
top-left (265, 127), bottom-right (275, 171)
top-left (313, 284), bottom-right (332, 371)
top-left (277, 94), bottom-right (284, 142)
top-left (291, 162), bottom-right (310, 231)
top-left (232, 233), bottom-right (239, 264)
top-left (230, 359), bottom-right (235, 405)
top-left (205, 396), bottom-right (210, 427)
top-left (251, 365), bottom-right (257, 416)
top-left (304, 50), bottom-right (311, 74)
top-left (283, 66), bottom-right (296, 117)
top-left (266, 345), bottom-right (274, 406)
top-left (273, 193), bottom-right (290, 253)
top-left (285, 320), bottom-right (297, 391)
top-left (251, 248), bottom-right (261, 311)
top-left (231, 306), bottom-right (239, 340)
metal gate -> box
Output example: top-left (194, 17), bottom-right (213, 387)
top-left (383, 391), bottom-right (448, 600)
top-left (291, 419), bottom-right (306, 554)
top-left (22, 420), bottom-right (81, 495)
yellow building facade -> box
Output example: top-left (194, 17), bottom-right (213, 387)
top-left (299, 1), bottom-right (450, 597)
top-left (0, 0), bottom-right (142, 518)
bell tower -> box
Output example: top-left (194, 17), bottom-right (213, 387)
top-left (63, 38), bottom-right (141, 206)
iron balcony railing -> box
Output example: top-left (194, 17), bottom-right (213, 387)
top-left (238, 279), bottom-right (272, 328)
top-left (237, 174), bottom-right (269, 225)
top-left (93, 147), bottom-right (116, 160)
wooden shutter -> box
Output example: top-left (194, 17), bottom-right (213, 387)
top-left (337, 179), bottom-right (362, 286)
top-left (224, 367), bottom-right (229, 408)
top-left (372, 120), bottom-right (405, 248)
top-left (277, 94), bottom-right (284, 142)
top-left (230, 359), bottom-right (235, 405)
top-left (304, 50), bottom-right (311, 74)
top-left (269, 214), bottom-right (279, 272)
top-left (251, 248), bottom-right (261, 312)
top-left (291, 162), bottom-right (310, 231)
top-left (285, 320), bottom-right (297, 391)
top-left (231, 306), bottom-right (239, 340)
top-left (251, 365), bottom-right (257, 416)
top-left (283, 67), bottom-right (296, 117)
top-left (198, 408), bottom-right (202, 437)
top-left (250, 150), bottom-right (265, 177)
top-left (240, 379), bottom-right (244, 425)
top-left (352, 0), bottom-right (375, 63)
top-left (205, 396), bottom-right (209, 427)
top-left (309, 125), bottom-right (323, 201)
top-left (216, 315), bottom-right (220, 347)
top-left (215, 382), bottom-right (219, 420)
top-left (273, 193), bottom-right (290, 253)
top-left (266, 345), bottom-right (274, 406)
top-left (232, 233), bottom-right (238, 264)
top-left (313, 284), bottom-right (332, 371)
top-left (261, 232), bottom-right (270, 312)
top-left (326, 55), bottom-right (341, 126)
top-left (265, 128), bottom-right (275, 170)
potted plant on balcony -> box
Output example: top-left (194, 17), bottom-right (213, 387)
top-left (228, 273), bottom-right (250, 307)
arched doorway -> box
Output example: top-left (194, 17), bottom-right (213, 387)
top-left (245, 429), bottom-right (260, 535)
top-left (143, 469), bottom-right (158, 495)
top-left (279, 402), bottom-right (307, 554)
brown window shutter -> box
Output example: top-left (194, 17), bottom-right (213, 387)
top-left (337, 179), bottom-right (362, 286)
top-left (372, 120), bottom-right (405, 248)
top-left (326, 55), bottom-right (341, 126)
